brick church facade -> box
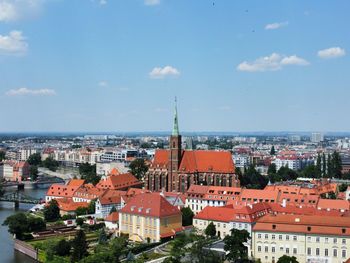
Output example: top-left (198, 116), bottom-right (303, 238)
top-left (145, 101), bottom-right (240, 193)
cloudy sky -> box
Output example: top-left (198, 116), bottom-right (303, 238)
top-left (0, 0), bottom-right (349, 132)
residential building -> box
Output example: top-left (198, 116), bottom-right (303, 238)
top-left (2, 160), bottom-right (29, 182)
top-left (252, 214), bottom-right (350, 263)
top-left (119, 192), bottom-right (183, 243)
top-left (45, 179), bottom-right (85, 202)
top-left (105, 212), bottom-right (119, 231)
top-left (96, 172), bottom-right (142, 191)
top-left (311, 132), bottom-right (324, 143)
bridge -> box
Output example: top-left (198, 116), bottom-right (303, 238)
top-left (0, 192), bottom-right (42, 208)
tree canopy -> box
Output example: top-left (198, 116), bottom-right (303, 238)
top-left (128, 158), bottom-right (148, 181)
top-left (43, 199), bottom-right (60, 222)
top-left (277, 255), bottom-right (299, 263)
top-left (223, 229), bottom-right (250, 261)
top-left (3, 213), bottom-right (45, 239)
top-left (27, 153), bottom-right (42, 166)
top-left (181, 207), bottom-right (194, 226)
top-left (71, 230), bottom-right (88, 262)
top-left (205, 222), bottom-right (216, 238)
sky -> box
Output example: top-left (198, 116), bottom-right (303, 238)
top-left (0, 0), bottom-right (349, 133)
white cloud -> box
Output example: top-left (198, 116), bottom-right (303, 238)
top-left (0, 0), bottom-right (44, 22)
top-left (317, 47), bottom-right (346, 59)
top-left (145, 0), bottom-right (160, 6)
top-left (0, 1), bottom-right (17, 22)
top-left (0, 30), bottom-right (28, 55)
top-left (265, 21), bottom-right (288, 30)
top-left (6, 87), bottom-right (56, 96)
top-left (99, 0), bottom-right (107, 5)
top-left (149, 65), bottom-right (180, 79)
top-left (237, 53), bottom-right (309, 72)
top-left (281, 55), bottom-right (309, 66)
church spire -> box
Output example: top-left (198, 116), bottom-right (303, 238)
top-left (172, 97), bottom-right (179, 136)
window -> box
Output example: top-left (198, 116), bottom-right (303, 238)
top-left (286, 235), bottom-right (289, 241)
top-left (342, 238), bottom-right (346, 244)
top-left (307, 248), bottom-right (311, 256)
top-left (316, 248), bottom-right (320, 256)
top-left (342, 250), bottom-right (346, 258)
top-left (265, 246), bottom-right (268, 253)
top-left (333, 249), bottom-right (337, 257)
top-left (272, 234), bottom-right (275, 240)
top-left (316, 237), bottom-right (320, 243)
top-left (293, 236), bottom-right (297, 241)
top-left (265, 234), bottom-right (268, 239)
top-left (333, 238), bottom-right (337, 244)
top-left (293, 248), bottom-right (297, 254)
top-left (272, 246), bottom-right (275, 253)
top-left (286, 248), bottom-right (290, 254)
top-left (279, 235), bottom-right (282, 240)
top-left (325, 237), bottom-right (328, 243)
top-left (258, 246), bottom-right (261, 252)
top-left (325, 249), bottom-right (328, 257)
top-left (280, 246), bottom-right (283, 252)
top-left (258, 234), bottom-right (261, 239)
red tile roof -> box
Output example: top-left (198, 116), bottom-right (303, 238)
top-left (46, 179), bottom-right (85, 198)
top-left (96, 173), bottom-right (142, 190)
top-left (57, 198), bottom-right (88, 212)
top-left (254, 214), bottom-right (350, 236)
top-left (151, 149), bottom-right (235, 173)
top-left (120, 192), bottom-right (181, 218)
top-left (317, 199), bottom-right (350, 211)
top-left (105, 211), bottom-right (119, 222)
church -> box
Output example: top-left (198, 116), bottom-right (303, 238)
top-left (145, 101), bottom-right (240, 193)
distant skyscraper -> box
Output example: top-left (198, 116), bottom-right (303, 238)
top-left (311, 132), bottom-right (324, 143)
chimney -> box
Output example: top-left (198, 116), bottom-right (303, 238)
top-left (281, 199), bottom-right (287, 208)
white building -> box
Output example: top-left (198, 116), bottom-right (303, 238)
top-left (311, 132), bottom-right (324, 143)
top-left (233, 154), bottom-right (250, 169)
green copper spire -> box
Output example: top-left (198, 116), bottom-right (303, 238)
top-left (172, 97), bottom-right (179, 136)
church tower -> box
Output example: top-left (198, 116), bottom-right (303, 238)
top-left (168, 97), bottom-right (182, 191)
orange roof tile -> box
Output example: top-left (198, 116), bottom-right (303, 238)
top-left (105, 211), bottom-right (119, 222)
top-left (120, 192), bottom-right (180, 218)
top-left (96, 173), bottom-right (142, 190)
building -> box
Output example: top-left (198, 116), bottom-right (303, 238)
top-left (2, 160), bottom-right (30, 182)
top-left (96, 172), bottom-right (143, 191)
top-left (95, 190), bottom-right (127, 218)
top-left (311, 132), bottom-right (324, 143)
top-left (346, 186), bottom-right (350, 201)
top-left (18, 148), bottom-right (37, 161)
top-left (119, 192), bottom-right (183, 243)
top-left (146, 101), bottom-right (239, 193)
top-left (193, 203), bottom-right (270, 239)
top-left (185, 185), bottom-right (241, 214)
top-left (45, 179), bottom-right (85, 202)
top-left (96, 161), bottom-right (128, 176)
top-left (105, 212), bottom-right (119, 231)
top-left (252, 214), bottom-right (350, 263)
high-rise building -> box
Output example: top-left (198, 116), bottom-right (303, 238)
top-left (311, 132), bottom-right (324, 143)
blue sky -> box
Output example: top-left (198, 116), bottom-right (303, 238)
top-left (0, 0), bottom-right (349, 132)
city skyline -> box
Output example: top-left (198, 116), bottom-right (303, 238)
top-left (0, 1), bottom-right (349, 132)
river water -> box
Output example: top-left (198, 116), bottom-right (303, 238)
top-left (0, 188), bottom-right (48, 263)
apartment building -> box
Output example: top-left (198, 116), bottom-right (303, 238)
top-left (119, 192), bottom-right (182, 243)
top-left (252, 214), bottom-right (350, 263)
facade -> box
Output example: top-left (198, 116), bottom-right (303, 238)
top-left (185, 185), bottom-right (242, 214)
top-left (311, 132), bottom-right (324, 143)
top-left (119, 192), bottom-right (182, 243)
top-left (95, 191), bottom-right (126, 218)
top-left (252, 214), bottom-right (350, 263)
top-left (96, 172), bottom-right (143, 191)
top-left (146, 102), bottom-right (239, 193)
top-left (3, 160), bottom-right (29, 182)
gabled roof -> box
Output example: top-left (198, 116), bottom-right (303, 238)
top-left (46, 179), bottom-right (85, 198)
top-left (120, 192), bottom-right (181, 218)
top-left (96, 173), bottom-right (142, 190)
top-left (317, 199), bottom-right (350, 211)
top-left (56, 198), bottom-right (88, 212)
top-left (151, 149), bottom-right (235, 173)
top-left (105, 211), bottom-right (119, 222)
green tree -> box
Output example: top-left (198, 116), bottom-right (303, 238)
top-left (27, 216), bottom-right (46, 232)
top-left (128, 158), bottom-right (148, 181)
top-left (109, 206), bottom-right (117, 214)
top-left (87, 200), bottom-right (96, 214)
top-left (43, 199), bottom-right (60, 222)
top-left (267, 163), bottom-right (277, 176)
top-left (0, 151), bottom-right (6, 161)
top-left (205, 222), bottom-right (216, 238)
top-left (110, 237), bottom-right (127, 263)
top-left (241, 165), bottom-right (268, 189)
top-left (27, 153), bottom-right (42, 166)
top-left (322, 153), bottom-right (327, 177)
top-left (270, 146), bottom-right (276, 155)
top-left (277, 166), bottom-right (298, 181)
top-left (235, 167), bottom-right (243, 183)
top-left (98, 228), bottom-right (108, 244)
top-left (76, 217), bottom-right (84, 227)
top-left (316, 154), bottom-right (322, 177)
top-left (223, 229), bottom-right (250, 261)
top-left (3, 213), bottom-right (29, 239)
top-left (29, 165), bottom-right (39, 181)
top-left (71, 230), bottom-right (88, 262)
top-left (76, 207), bottom-right (88, 216)
top-left (55, 239), bottom-right (71, 257)
top-left (300, 164), bottom-right (320, 178)
top-left (338, 183), bottom-right (348, 192)
top-left (42, 156), bottom-right (59, 172)
top-left (277, 255), bottom-right (299, 263)
top-left (181, 207), bottom-right (194, 226)
top-left (79, 163), bottom-right (99, 185)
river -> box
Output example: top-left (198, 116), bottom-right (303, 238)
top-left (0, 188), bottom-right (48, 263)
